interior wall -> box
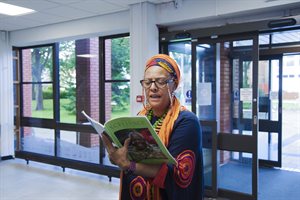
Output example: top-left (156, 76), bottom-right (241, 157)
top-left (0, 31), bottom-right (14, 157)
top-left (129, 2), bottom-right (159, 115)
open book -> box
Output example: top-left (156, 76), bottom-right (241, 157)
top-left (81, 111), bottom-right (176, 165)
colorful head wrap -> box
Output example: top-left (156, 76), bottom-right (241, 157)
top-left (140, 54), bottom-right (186, 146)
top-left (145, 54), bottom-right (181, 88)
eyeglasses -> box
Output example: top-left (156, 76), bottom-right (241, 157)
top-left (140, 78), bottom-right (174, 89)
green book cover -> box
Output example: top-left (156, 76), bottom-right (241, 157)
top-left (81, 110), bottom-right (176, 165)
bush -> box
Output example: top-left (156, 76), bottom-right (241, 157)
top-left (42, 86), bottom-right (69, 99)
top-left (43, 87), bottom-right (53, 99)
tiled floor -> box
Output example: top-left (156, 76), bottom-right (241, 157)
top-left (1, 158), bottom-right (222, 200)
top-left (3, 158), bottom-right (299, 200)
top-left (0, 158), bottom-right (120, 200)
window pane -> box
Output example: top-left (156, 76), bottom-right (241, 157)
top-left (22, 46), bottom-right (53, 82)
top-left (105, 82), bottom-right (130, 120)
top-left (202, 125), bottom-right (213, 188)
top-left (21, 126), bottom-right (54, 156)
top-left (169, 42), bottom-right (192, 110)
top-left (258, 132), bottom-right (278, 161)
top-left (59, 38), bottom-right (100, 124)
top-left (57, 130), bottom-right (100, 164)
top-left (59, 40), bottom-right (76, 123)
top-left (233, 39), bottom-right (253, 47)
top-left (259, 34), bottom-right (270, 45)
top-left (242, 61), bottom-right (253, 119)
top-left (13, 51), bottom-right (18, 81)
top-left (105, 37), bottom-right (130, 80)
top-left (196, 43), bottom-right (216, 120)
top-left (272, 30), bottom-right (300, 44)
top-left (22, 83), bottom-right (53, 119)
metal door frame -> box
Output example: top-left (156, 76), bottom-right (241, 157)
top-left (194, 32), bottom-right (259, 200)
top-left (258, 54), bottom-right (283, 168)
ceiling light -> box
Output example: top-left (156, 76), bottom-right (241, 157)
top-left (77, 54), bottom-right (98, 58)
top-left (0, 2), bottom-right (35, 16)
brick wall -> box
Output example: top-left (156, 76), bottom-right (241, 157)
top-left (219, 43), bottom-right (231, 163)
top-left (22, 49), bottom-right (32, 136)
top-left (104, 39), bottom-right (112, 121)
top-left (76, 38), bottom-right (100, 147)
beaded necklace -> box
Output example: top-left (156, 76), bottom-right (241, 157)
top-left (146, 109), bottom-right (167, 134)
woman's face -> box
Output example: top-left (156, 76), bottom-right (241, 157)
top-left (143, 66), bottom-right (175, 114)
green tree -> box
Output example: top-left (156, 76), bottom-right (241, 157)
top-left (111, 37), bottom-right (130, 111)
top-left (59, 41), bottom-right (76, 114)
top-left (31, 47), bottom-right (52, 110)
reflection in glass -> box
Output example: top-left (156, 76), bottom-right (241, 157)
top-left (202, 125), bottom-right (213, 187)
top-left (58, 130), bottom-right (100, 164)
top-left (21, 126), bottom-right (54, 156)
top-left (169, 42), bottom-right (192, 110)
top-left (196, 43), bottom-right (216, 120)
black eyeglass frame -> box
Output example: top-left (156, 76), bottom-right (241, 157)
top-left (139, 78), bottom-right (175, 89)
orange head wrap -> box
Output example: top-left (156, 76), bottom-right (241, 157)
top-left (145, 54), bottom-right (181, 88)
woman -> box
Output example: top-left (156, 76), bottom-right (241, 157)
top-left (101, 54), bottom-right (203, 200)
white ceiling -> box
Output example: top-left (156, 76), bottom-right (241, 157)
top-left (0, 0), bottom-right (173, 31)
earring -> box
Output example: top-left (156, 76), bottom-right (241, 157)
top-left (142, 88), bottom-right (151, 110)
top-left (167, 87), bottom-right (174, 107)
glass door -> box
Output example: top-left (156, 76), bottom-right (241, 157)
top-left (258, 56), bottom-right (282, 167)
top-left (166, 41), bottom-right (217, 197)
top-left (195, 33), bottom-right (259, 200)
top-left (282, 54), bottom-right (300, 170)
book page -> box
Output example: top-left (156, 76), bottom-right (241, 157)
top-left (81, 111), bottom-right (105, 135)
top-left (81, 111), bottom-right (176, 165)
top-left (104, 116), bottom-right (176, 164)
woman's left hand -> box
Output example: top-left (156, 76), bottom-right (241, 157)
top-left (101, 133), bottom-right (131, 170)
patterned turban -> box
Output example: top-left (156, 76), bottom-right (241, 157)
top-left (145, 54), bottom-right (181, 88)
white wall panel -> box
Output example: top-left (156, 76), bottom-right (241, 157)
top-left (0, 31), bottom-right (14, 157)
top-left (129, 2), bottom-right (159, 116)
top-left (10, 11), bottom-right (130, 46)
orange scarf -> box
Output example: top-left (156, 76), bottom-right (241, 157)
top-left (138, 97), bottom-right (186, 200)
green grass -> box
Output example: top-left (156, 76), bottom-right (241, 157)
top-left (32, 99), bottom-right (76, 122)
top-left (32, 99), bottom-right (130, 123)
top-left (31, 99), bottom-right (54, 119)
top-left (111, 108), bottom-right (130, 119)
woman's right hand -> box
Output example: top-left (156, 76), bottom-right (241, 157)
top-left (101, 133), bottom-right (131, 170)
